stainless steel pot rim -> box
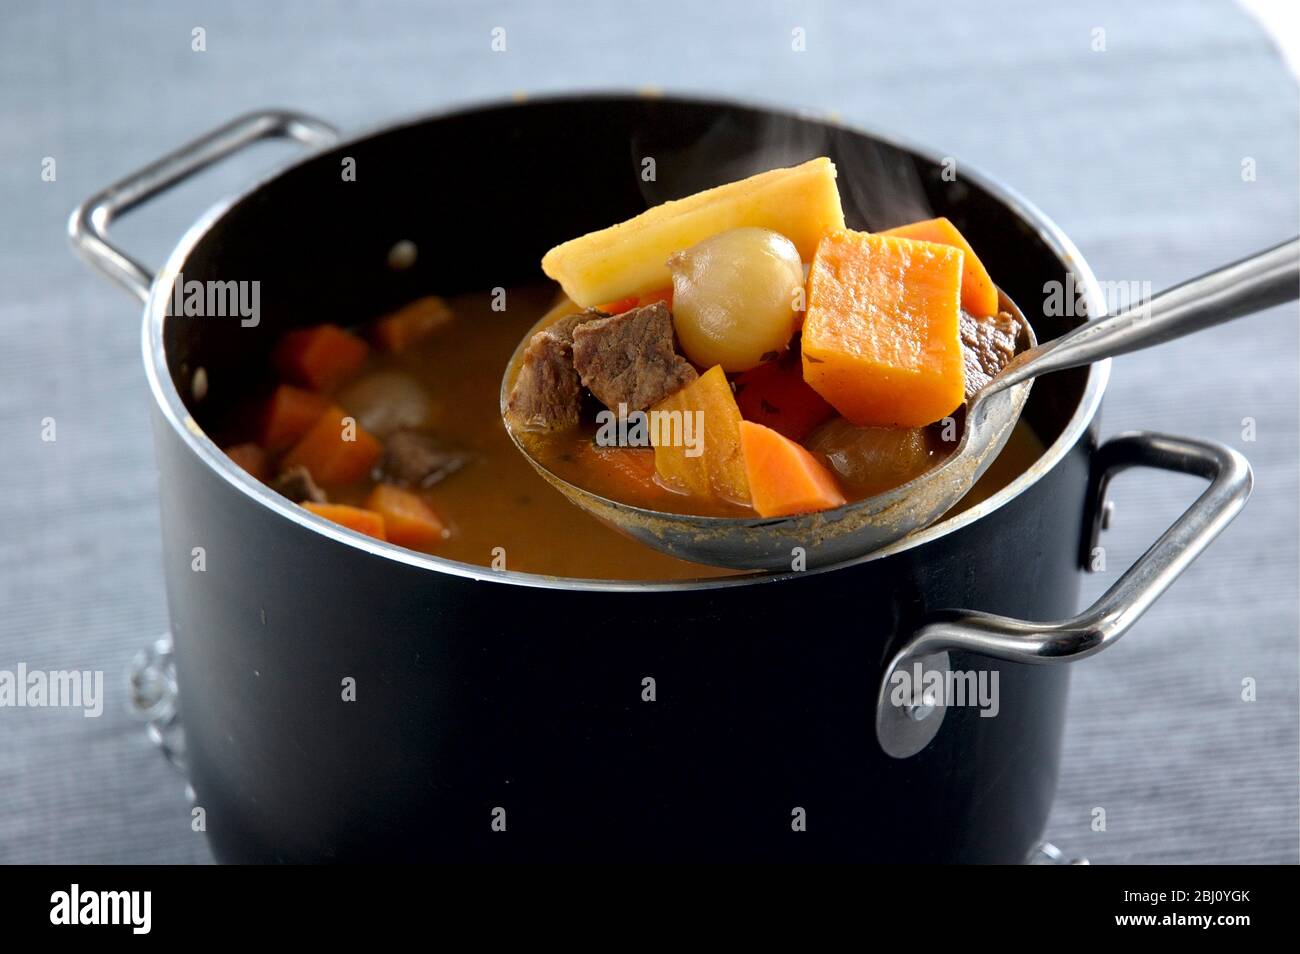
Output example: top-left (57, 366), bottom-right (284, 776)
top-left (142, 91), bottom-right (1110, 592)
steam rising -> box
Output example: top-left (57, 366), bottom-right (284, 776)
top-left (631, 107), bottom-right (936, 231)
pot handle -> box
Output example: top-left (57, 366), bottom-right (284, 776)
top-left (68, 110), bottom-right (338, 302)
top-left (875, 432), bottom-right (1252, 758)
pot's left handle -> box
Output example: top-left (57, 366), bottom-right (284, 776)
top-left (876, 432), bottom-right (1252, 758)
top-left (69, 110), bottom-right (338, 302)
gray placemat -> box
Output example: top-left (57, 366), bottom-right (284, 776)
top-left (1, 0), bottom-right (1295, 863)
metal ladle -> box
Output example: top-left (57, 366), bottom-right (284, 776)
top-left (504, 238), bottom-right (1298, 571)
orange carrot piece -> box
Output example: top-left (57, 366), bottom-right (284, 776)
top-left (596, 288), bottom-right (671, 315)
top-left (591, 444), bottom-right (659, 487)
top-left (259, 384), bottom-right (331, 452)
top-left (224, 442), bottom-right (269, 481)
top-left (281, 405), bottom-right (383, 486)
top-left (301, 502), bottom-right (387, 540)
top-left (882, 217), bottom-right (998, 318)
top-left (567, 442), bottom-right (665, 501)
top-left (739, 420), bottom-right (846, 517)
top-left (364, 484), bottom-right (448, 550)
top-left (372, 296), bottom-right (453, 352)
top-left (273, 324), bottom-right (370, 390)
top-left (802, 231), bottom-right (965, 427)
top-left (636, 287), bottom-right (673, 308)
top-left (733, 351), bottom-right (835, 442)
top-left (595, 295), bottom-right (640, 315)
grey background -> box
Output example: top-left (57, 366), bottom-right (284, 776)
top-left (0, 0), bottom-right (1295, 864)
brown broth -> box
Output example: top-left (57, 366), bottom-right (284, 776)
top-left (284, 286), bottom-right (1045, 580)
top-left (945, 419), bottom-right (1046, 517)
top-left (328, 286), bottom-right (734, 580)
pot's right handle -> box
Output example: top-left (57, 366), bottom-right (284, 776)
top-left (876, 432), bottom-right (1252, 758)
top-left (68, 110), bottom-right (338, 303)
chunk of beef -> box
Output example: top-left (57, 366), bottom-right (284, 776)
top-left (504, 310), bottom-right (604, 430)
top-left (378, 429), bottom-right (470, 488)
top-left (571, 302), bottom-right (698, 411)
top-left (959, 310), bottom-right (1020, 400)
top-left (269, 465), bottom-right (327, 504)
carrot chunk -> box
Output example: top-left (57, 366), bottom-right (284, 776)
top-left (733, 351), bottom-right (836, 442)
top-left (595, 295), bottom-right (640, 315)
top-left (273, 324), bottom-right (369, 390)
top-left (372, 296), bottom-right (453, 352)
top-left (259, 384), bottom-right (331, 452)
top-left (593, 289), bottom-right (674, 322)
top-left (281, 405), bottom-right (383, 485)
top-left (364, 484), bottom-right (448, 550)
top-left (224, 443), bottom-right (268, 481)
top-left (739, 420), bottom-right (846, 517)
top-left (650, 365), bottom-right (750, 505)
top-left (636, 287), bottom-right (673, 308)
top-left (882, 217), bottom-right (999, 318)
top-left (564, 442), bottom-right (668, 503)
top-left (301, 502), bottom-right (387, 540)
top-left (802, 231), bottom-right (965, 427)
top-left (589, 444), bottom-right (659, 489)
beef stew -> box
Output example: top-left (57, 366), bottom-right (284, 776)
top-left (208, 159), bottom-right (1037, 577)
top-left (209, 279), bottom-right (1039, 578)
top-left (504, 159), bottom-right (1027, 521)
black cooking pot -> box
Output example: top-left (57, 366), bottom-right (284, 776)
top-left (71, 96), bottom-right (1251, 863)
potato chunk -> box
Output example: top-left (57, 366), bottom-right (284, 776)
top-left (542, 158), bottom-right (844, 307)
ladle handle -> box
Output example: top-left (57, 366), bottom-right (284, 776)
top-left (991, 237), bottom-right (1299, 394)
